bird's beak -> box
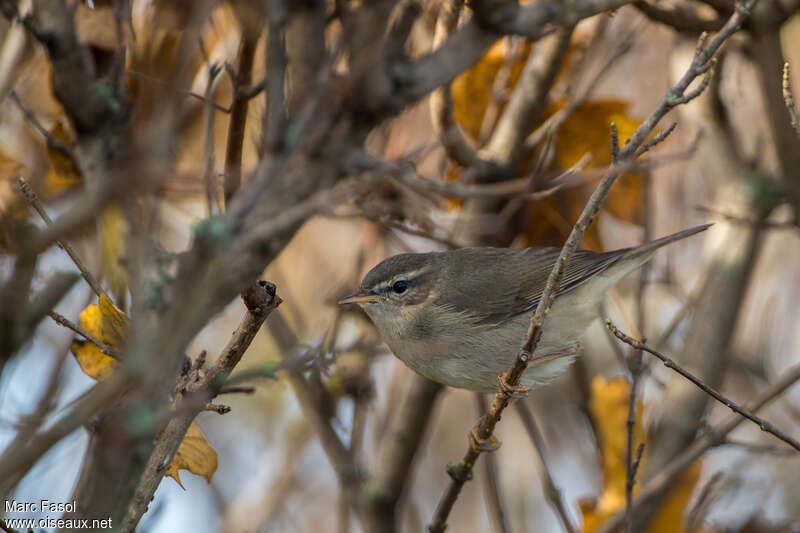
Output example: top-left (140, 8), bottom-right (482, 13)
top-left (338, 291), bottom-right (383, 305)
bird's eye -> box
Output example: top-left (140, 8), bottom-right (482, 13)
top-left (392, 280), bottom-right (408, 294)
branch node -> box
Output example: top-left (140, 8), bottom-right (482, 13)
top-left (497, 373), bottom-right (530, 400)
top-left (469, 425), bottom-right (501, 453)
top-left (446, 462), bottom-right (474, 483)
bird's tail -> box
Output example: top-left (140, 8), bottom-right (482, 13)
top-left (620, 223), bottom-right (711, 262)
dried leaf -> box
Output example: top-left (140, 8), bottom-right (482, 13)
top-left (43, 123), bottom-right (82, 198)
top-left (165, 422), bottom-right (219, 488)
top-left (449, 37), bottom-right (646, 249)
top-left (99, 205), bottom-right (128, 303)
top-left (69, 294), bottom-right (126, 380)
top-left (451, 38), bottom-right (530, 140)
top-left (579, 376), bottom-right (646, 533)
top-left (523, 101), bottom-right (645, 250)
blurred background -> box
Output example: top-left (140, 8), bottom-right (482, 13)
top-left (1, 1), bottom-right (799, 532)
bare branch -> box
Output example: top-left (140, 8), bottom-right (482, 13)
top-left (48, 311), bottom-right (119, 359)
top-left (475, 394), bottom-right (512, 533)
top-left (18, 177), bottom-right (106, 300)
top-left (634, 1), bottom-right (725, 32)
top-left (224, 26), bottom-right (260, 205)
top-left (263, 0), bottom-right (288, 154)
top-left (121, 281), bottom-right (282, 532)
top-left (595, 363), bottom-right (800, 533)
top-left (783, 62), bottom-right (800, 137)
top-left (429, 0), bottom-right (486, 170)
top-left (515, 402), bottom-right (576, 533)
top-left (606, 320), bottom-right (800, 451)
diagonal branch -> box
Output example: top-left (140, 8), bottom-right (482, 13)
top-left (427, 3), bottom-right (755, 530)
top-left (606, 320), bottom-right (800, 451)
top-left (595, 362), bottom-right (800, 533)
top-left (121, 281), bottom-right (282, 532)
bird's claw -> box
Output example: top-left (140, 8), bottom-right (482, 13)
top-left (470, 425), bottom-right (501, 452)
top-left (497, 374), bottom-right (530, 400)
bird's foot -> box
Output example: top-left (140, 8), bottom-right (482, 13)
top-left (469, 424), bottom-right (501, 453)
top-left (497, 373), bottom-right (530, 400)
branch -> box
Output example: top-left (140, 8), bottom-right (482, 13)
top-left (360, 375), bottom-right (443, 531)
top-left (476, 394), bottom-right (512, 533)
top-left (515, 402), bottom-right (576, 533)
top-left (223, 26), bottom-right (259, 205)
top-left (429, 0), bottom-right (486, 170)
top-left (17, 178), bottom-right (106, 300)
top-left (634, 1), bottom-right (725, 32)
top-left (121, 281), bottom-right (282, 532)
top-left (427, 4), bottom-right (755, 530)
top-left (263, 0), bottom-right (287, 154)
top-left (606, 320), bottom-right (800, 451)
top-left (484, 25), bottom-right (574, 170)
top-left (782, 62), bottom-right (800, 137)
top-left (395, 0), bottom-right (635, 110)
top-left (48, 311), bottom-right (119, 359)
top-left (595, 363), bottom-right (800, 533)
top-left (0, 370), bottom-right (133, 496)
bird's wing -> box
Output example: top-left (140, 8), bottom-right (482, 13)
top-left (432, 247), bottom-right (621, 327)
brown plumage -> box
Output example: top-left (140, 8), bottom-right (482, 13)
top-left (342, 224), bottom-right (710, 391)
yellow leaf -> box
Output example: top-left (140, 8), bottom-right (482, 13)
top-left (448, 34), bottom-right (646, 250)
top-left (579, 376), bottom-right (701, 533)
top-left (451, 38), bottom-right (531, 140)
top-left (580, 376), bottom-right (645, 532)
top-left (99, 205), bottom-right (129, 304)
top-left (70, 340), bottom-right (117, 381)
top-left (521, 101), bottom-right (645, 250)
top-left (69, 294), bottom-right (127, 381)
top-left (97, 292), bottom-right (128, 347)
top-left (165, 422), bottom-right (218, 488)
top-left (648, 462), bottom-right (702, 533)
top-left (42, 123), bottom-right (82, 198)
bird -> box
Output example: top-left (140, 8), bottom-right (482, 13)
top-left (339, 224), bottom-right (710, 392)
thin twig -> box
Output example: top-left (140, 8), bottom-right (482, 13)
top-left (125, 69), bottom-right (231, 113)
top-left (635, 122), bottom-right (677, 158)
top-left (18, 177), bottom-right (106, 299)
top-left (121, 282), bottom-right (282, 532)
top-left (202, 61), bottom-right (222, 216)
top-left (595, 362), bottom-right (800, 533)
top-left (223, 27), bottom-right (259, 206)
top-left (427, 4), bottom-right (754, 529)
top-left (782, 62), bottom-right (800, 137)
top-left (515, 402), bottom-right (575, 533)
top-left (605, 320), bottom-right (800, 451)
top-left (48, 311), bottom-right (119, 359)
top-left (626, 169), bottom-right (652, 533)
top-left (9, 90), bottom-right (74, 157)
top-left (475, 394), bottom-right (512, 533)
top-left (429, 0), bottom-right (485, 170)
top-left (524, 21), bottom-right (638, 152)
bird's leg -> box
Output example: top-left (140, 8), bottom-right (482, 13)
top-left (469, 420), bottom-right (501, 452)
